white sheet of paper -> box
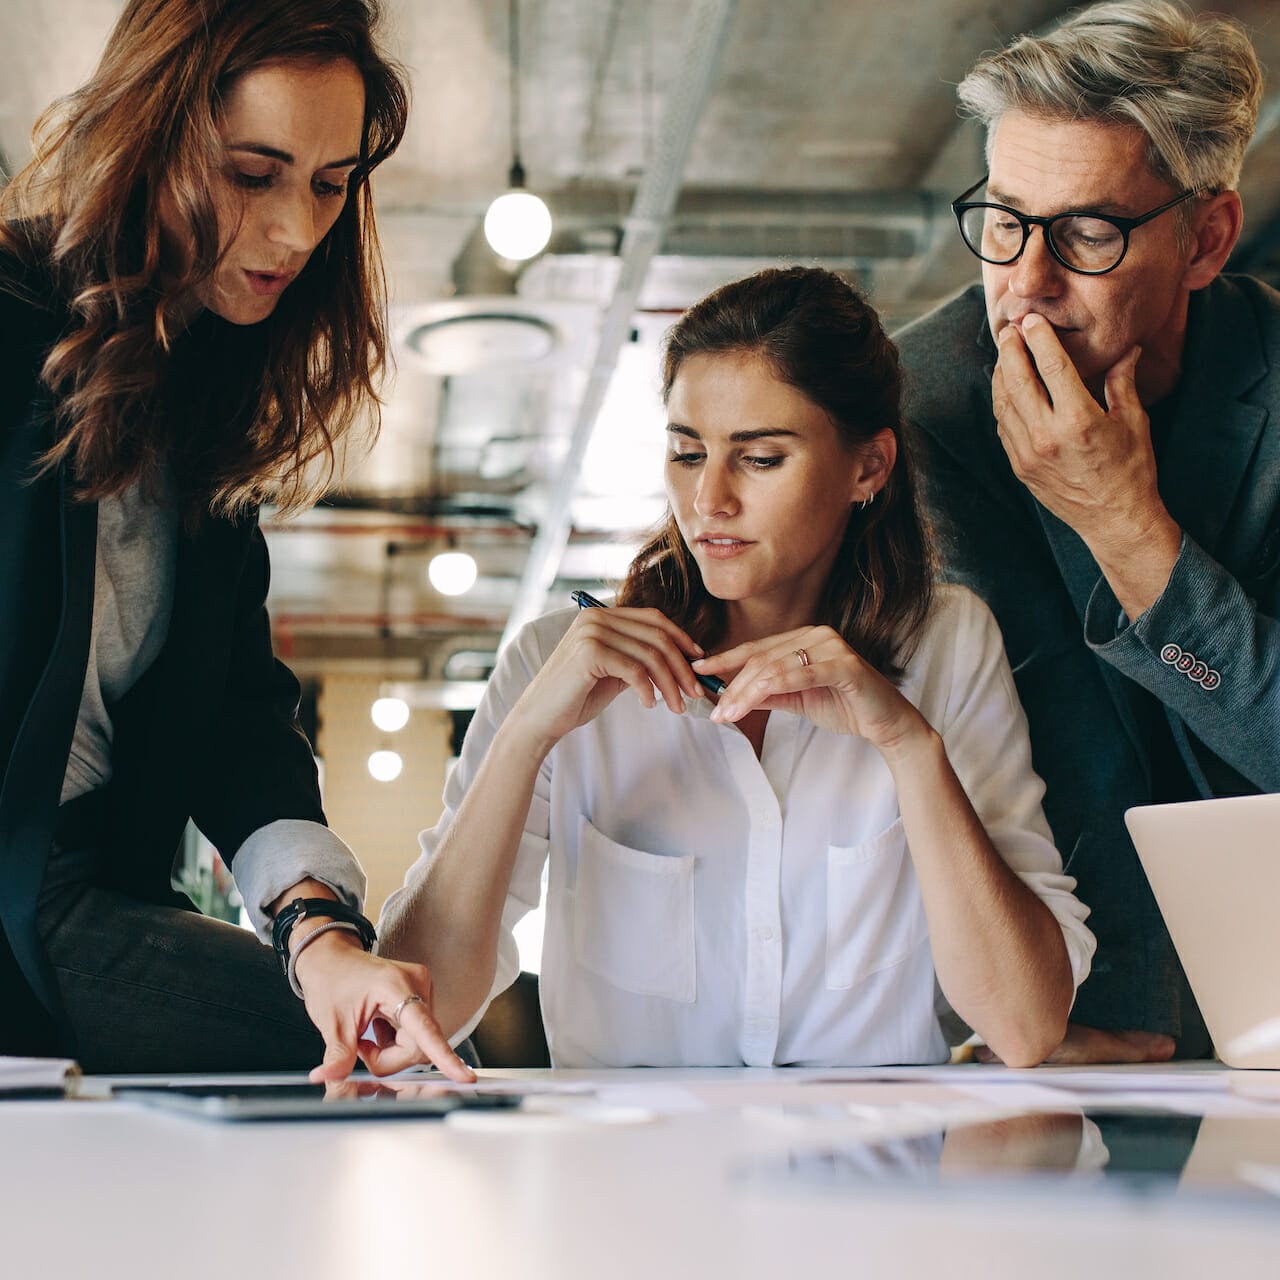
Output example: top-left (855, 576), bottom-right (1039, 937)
top-left (0, 1055), bottom-right (79, 1093)
top-left (806, 1063), bottom-right (1233, 1091)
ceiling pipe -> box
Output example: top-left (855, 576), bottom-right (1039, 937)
top-left (263, 521), bottom-right (535, 539)
top-left (262, 520), bottom-right (629, 543)
top-left (399, 184), bottom-right (937, 244)
top-left (272, 612), bottom-right (497, 627)
top-left (272, 610), bottom-right (501, 635)
top-left (501, 0), bottom-right (739, 648)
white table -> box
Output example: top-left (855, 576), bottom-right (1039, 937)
top-left (5, 1064), bottom-right (1280, 1280)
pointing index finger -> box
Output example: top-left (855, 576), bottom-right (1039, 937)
top-left (398, 999), bottom-right (477, 1083)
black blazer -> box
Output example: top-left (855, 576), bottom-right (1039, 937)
top-left (0, 257), bottom-right (326, 1054)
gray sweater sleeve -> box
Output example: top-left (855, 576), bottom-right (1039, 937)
top-left (231, 819), bottom-right (367, 941)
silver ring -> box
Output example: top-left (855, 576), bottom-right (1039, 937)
top-left (793, 648), bottom-right (811, 668)
top-left (393, 993), bottom-right (425, 1025)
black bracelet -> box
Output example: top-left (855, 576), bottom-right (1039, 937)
top-left (271, 897), bottom-right (377, 972)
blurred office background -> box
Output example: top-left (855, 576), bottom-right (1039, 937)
top-left (3, 1), bottom-right (1277, 953)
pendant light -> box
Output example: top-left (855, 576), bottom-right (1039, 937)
top-left (367, 543), bottom-right (405, 783)
top-left (484, 0), bottom-right (552, 261)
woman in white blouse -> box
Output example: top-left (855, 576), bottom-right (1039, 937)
top-left (380, 266), bottom-right (1095, 1069)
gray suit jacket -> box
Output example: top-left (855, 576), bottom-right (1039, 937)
top-left (896, 275), bottom-right (1280, 1040)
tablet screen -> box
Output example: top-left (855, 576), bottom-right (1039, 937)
top-left (114, 1081), bottom-right (525, 1122)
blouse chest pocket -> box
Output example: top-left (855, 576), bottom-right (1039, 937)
top-left (573, 819), bottom-right (697, 1003)
top-left (825, 818), bottom-right (929, 990)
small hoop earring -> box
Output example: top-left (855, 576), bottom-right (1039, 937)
top-left (858, 493), bottom-right (875, 511)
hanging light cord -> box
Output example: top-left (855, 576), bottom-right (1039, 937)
top-left (508, 0), bottom-right (525, 187)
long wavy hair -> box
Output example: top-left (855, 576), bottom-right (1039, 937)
top-left (617, 267), bottom-right (934, 681)
top-left (0, 0), bottom-right (409, 519)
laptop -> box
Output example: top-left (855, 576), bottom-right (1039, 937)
top-left (1125, 793), bottom-right (1280, 1069)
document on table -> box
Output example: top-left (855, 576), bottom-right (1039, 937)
top-left (0, 1055), bottom-right (80, 1096)
top-left (397, 1071), bottom-right (596, 1096)
top-left (808, 1063), bottom-right (1235, 1092)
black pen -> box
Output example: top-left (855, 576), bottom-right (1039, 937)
top-left (570, 590), bottom-right (726, 695)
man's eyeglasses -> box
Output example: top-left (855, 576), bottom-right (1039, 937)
top-left (951, 176), bottom-right (1206, 276)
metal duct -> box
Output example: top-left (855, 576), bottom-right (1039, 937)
top-left (502, 0), bottom-right (740, 646)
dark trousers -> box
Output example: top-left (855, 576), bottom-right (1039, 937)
top-left (34, 835), bottom-right (324, 1074)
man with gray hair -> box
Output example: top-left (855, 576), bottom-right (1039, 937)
top-left (897, 1), bottom-right (1276, 1062)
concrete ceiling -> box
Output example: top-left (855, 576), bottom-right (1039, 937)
top-left (3, 0), bottom-right (1279, 686)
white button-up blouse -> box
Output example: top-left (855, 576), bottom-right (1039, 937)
top-left (389, 584), bottom-right (1095, 1067)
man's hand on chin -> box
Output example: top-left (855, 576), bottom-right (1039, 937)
top-left (975, 1021), bottom-right (1177, 1065)
top-left (991, 314), bottom-right (1182, 619)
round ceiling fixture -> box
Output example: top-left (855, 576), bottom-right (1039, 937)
top-left (428, 550), bottom-right (479, 597)
top-left (484, 187), bottom-right (552, 261)
top-left (371, 697), bottom-right (410, 733)
top-left (404, 311), bottom-right (558, 375)
top-left (368, 749), bottom-right (403, 783)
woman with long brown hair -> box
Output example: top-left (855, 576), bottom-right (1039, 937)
top-left (0, 0), bottom-right (471, 1079)
top-left (381, 266), bottom-right (1096, 1068)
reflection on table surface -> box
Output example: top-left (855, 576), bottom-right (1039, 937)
top-left (738, 1106), bottom-right (1280, 1202)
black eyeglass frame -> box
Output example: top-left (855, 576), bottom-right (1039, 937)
top-left (950, 175), bottom-right (1207, 276)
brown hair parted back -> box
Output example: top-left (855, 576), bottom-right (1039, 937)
top-left (0, 0), bottom-right (409, 519)
top-left (617, 266), bottom-right (935, 681)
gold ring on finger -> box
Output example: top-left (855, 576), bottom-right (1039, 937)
top-left (793, 648), bottom-right (811, 668)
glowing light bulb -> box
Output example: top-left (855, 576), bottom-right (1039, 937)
top-left (368, 749), bottom-right (403, 783)
top-left (371, 697), bottom-right (410, 733)
top-left (483, 189), bottom-right (552, 261)
top-left (428, 551), bottom-right (478, 596)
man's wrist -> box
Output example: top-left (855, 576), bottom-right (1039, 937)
top-left (1087, 507), bottom-right (1182, 620)
top-left (1085, 501), bottom-right (1178, 561)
